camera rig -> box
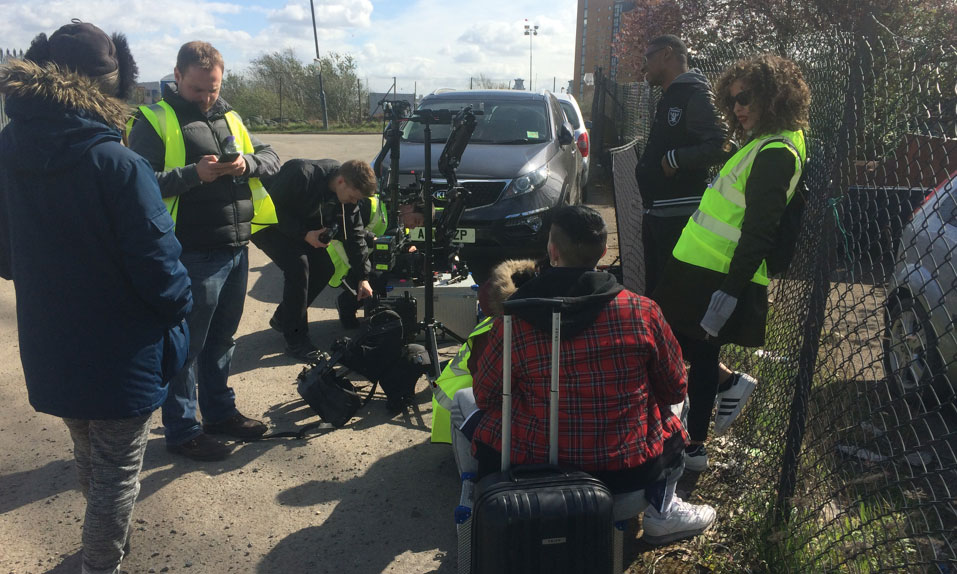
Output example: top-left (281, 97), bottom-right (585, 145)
top-left (367, 104), bottom-right (481, 382)
top-left (371, 105), bottom-right (479, 280)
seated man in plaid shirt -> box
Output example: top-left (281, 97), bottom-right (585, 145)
top-left (469, 205), bottom-right (716, 545)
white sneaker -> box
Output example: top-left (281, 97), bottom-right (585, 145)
top-left (640, 497), bottom-right (717, 545)
top-left (713, 372), bottom-right (757, 436)
top-left (683, 445), bottom-right (709, 472)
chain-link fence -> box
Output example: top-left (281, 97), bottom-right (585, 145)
top-left (607, 27), bottom-right (956, 573)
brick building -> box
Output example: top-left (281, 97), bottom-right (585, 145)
top-left (572, 0), bottom-right (636, 101)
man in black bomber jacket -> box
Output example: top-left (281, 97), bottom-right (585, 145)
top-left (635, 35), bottom-right (727, 295)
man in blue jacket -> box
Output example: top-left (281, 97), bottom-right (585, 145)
top-left (0, 21), bottom-right (192, 574)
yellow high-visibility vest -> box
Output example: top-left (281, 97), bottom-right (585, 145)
top-left (126, 101), bottom-right (277, 233)
top-left (430, 316), bottom-right (494, 444)
top-left (671, 130), bottom-right (805, 286)
top-left (328, 197), bottom-right (387, 288)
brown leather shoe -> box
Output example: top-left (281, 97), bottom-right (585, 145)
top-left (166, 433), bottom-right (232, 461)
top-left (203, 412), bottom-right (267, 440)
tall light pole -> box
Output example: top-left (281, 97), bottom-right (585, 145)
top-left (524, 20), bottom-right (538, 91)
top-left (309, 0), bottom-right (329, 129)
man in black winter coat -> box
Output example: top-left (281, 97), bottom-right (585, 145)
top-left (635, 35), bottom-right (727, 295)
top-left (252, 158), bottom-right (376, 360)
top-left (128, 41), bottom-right (280, 461)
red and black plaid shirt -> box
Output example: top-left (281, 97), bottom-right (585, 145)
top-left (472, 291), bottom-right (688, 472)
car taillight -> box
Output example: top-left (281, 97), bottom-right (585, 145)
top-left (577, 132), bottom-right (589, 158)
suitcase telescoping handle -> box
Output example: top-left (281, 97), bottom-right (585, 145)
top-left (501, 298), bottom-right (563, 472)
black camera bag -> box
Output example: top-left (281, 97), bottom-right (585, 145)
top-left (296, 364), bottom-right (361, 428)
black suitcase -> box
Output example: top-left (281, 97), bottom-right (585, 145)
top-left (467, 298), bottom-right (615, 574)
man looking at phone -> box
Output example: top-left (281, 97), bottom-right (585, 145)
top-left (252, 159), bottom-right (376, 360)
top-left (128, 41), bottom-right (280, 461)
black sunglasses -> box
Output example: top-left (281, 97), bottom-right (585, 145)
top-left (643, 46), bottom-right (666, 64)
top-left (726, 89), bottom-right (753, 108)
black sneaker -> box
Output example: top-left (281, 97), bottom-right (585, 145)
top-left (285, 340), bottom-right (321, 362)
top-left (167, 433), bottom-right (232, 461)
top-left (203, 412), bottom-right (268, 440)
top-left (269, 311), bottom-right (282, 333)
top-left (683, 445), bottom-right (709, 472)
top-left (336, 291), bottom-right (360, 329)
top-left (386, 393), bottom-right (415, 414)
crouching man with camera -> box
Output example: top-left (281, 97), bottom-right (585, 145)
top-left (252, 159), bottom-right (376, 360)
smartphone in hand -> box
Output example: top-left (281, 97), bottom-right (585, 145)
top-left (218, 152), bottom-right (241, 163)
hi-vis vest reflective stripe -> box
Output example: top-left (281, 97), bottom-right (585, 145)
top-left (125, 101), bottom-right (278, 233)
top-left (672, 130), bottom-right (805, 286)
top-left (327, 197), bottom-right (387, 288)
top-left (430, 316), bottom-right (494, 444)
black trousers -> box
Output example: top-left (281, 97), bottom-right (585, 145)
top-left (674, 331), bottom-right (720, 443)
top-left (251, 226), bottom-right (335, 344)
top-left (642, 213), bottom-right (690, 296)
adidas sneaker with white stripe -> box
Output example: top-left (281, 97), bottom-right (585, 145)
top-left (713, 372), bottom-right (757, 436)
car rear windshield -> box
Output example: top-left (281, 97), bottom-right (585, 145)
top-left (402, 99), bottom-right (551, 144)
top-left (558, 101), bottom-right (581, 130)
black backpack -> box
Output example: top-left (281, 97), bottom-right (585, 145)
top-left (377, 343), bottom-right (432, 412)
top-left (765, 140), bottom-right (810, 278)
top-left (766, 172), bottom-right (808, 277)
top-left (335, 309), bottom-right (405, 382)
top-left (333, 310), bottom-right (431, 411)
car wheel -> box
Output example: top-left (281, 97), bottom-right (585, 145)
top-left (883, 295), bottom-right (940, 400)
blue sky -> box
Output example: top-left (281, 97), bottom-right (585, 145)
top-left (0, 0), bottom-right (578, 95)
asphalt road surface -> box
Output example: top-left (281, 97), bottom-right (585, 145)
top-left (0, 133), bottom-right (619, 574)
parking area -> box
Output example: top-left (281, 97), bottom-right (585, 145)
top-left (0, 133), bottom-right (617, 574)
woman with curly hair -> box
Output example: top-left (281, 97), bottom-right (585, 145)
top-left (652, 54), bottom-right (810, 471)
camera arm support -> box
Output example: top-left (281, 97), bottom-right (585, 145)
top-left (434, 107), bottom-right (478, 250)
top-left (373, 99), bottom-right (411, 233)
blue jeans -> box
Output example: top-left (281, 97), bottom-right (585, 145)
top-left (162, 246), bottom-right (247, 445)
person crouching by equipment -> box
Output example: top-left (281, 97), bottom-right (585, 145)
top-left (251, 159), bottom-right (376, 360)
top-left (335, 201), bottom-right (434, 328)
top-left (430, 259), bottom-right (538, 471)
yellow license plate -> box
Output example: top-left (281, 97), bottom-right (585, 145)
top-left (409, 227), bottom-right (476, 244)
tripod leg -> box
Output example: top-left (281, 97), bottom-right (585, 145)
top-left (424, 324), bottom-right (443, 381)
top-left (434, 321), bottom-right (466, 345)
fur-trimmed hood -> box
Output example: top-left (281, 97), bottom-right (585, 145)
top-left (0, 58), bottom-right (129, 128)
top-left (481, 259), bottom-right (538, 317)
top-left (0, 59), bottom-right (126, 174)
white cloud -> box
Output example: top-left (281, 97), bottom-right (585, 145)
top-left (0, 0), bottom-right (577, 94)
top-left (267, 0), bottom-right (372, 28)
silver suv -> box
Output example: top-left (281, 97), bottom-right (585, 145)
top-left (553, 92), bottom-right (590, 199)
top-left (883, 171), bottom-right (956, 411)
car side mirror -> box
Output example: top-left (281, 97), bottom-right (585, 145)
top-left (559, 122), bottom-right (575, 146)
top-left (585, 120), bottom-right (593, 129)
